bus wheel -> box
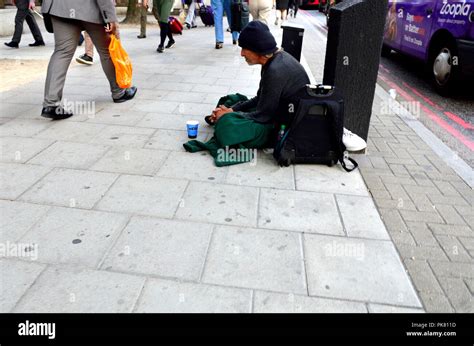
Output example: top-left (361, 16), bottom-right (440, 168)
top-left (430, 38), bottom-right (460, 95)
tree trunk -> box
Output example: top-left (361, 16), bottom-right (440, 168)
top-left (122, 0), bottom-right (140, 24)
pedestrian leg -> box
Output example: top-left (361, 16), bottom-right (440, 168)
top-left (211, 0), bottom-right (224, 45)
top-left (259, 0), bottom-right (273, 25)
top-left (185, 0), bottom-right (196, 27)
top-left (249, 0), bottom-right (258, 21)
top-left (223, 0), bottom-right (238, 42)
top-left (139, 6), bottom-right (147, 37)
top-left (24, 10), bottom-right (44, 42)
top-left (84, 32), bottom-right (94, 58)
top-left (11, 8), bottom-right (28, 44)
top-left (83, 21), bottom-right (125, 100)
top-left (43, 16), bottom-right (82, 107)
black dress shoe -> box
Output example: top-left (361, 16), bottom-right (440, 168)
top-left (41, 106), bottom-right (74, 120)
top-left (29, 41), bottom-right (45, 47)
top-left (113, 86), bottom-right (137, 103)
top-left (4, 41), bottom-right (19, 48)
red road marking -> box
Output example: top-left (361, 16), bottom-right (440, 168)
top-left (379, 73), bottom-right (474, 151)
top-left (381, 62), bottom-right (471, 131)
top-left (401, 81), bottom-right (443, 111)
top-left (444, 111), bottom-right (474, 131)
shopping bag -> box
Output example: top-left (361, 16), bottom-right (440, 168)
top-left (109, 34), bottom-right (133, 88)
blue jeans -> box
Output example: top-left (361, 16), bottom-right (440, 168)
top-left (211, 0), bottom-right (239, 43)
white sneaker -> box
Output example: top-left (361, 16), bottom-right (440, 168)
top-left (343, 128), bottom-right (367, 151)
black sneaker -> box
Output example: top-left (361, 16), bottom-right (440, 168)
top-left (165, 40), bottom-right (175, 49)
top-left (185, 23), bottom-right (191, 29)
top-left (4, 41), bottom-right (19, 48)
top-left (41, 106), bottom-right (74, 120)
top-left (157, 45), bottom-right (164, 53)
top-left (76, 54), bottom-right (93, 65)
top-left (29, 40), bottom-right (45, 47)
top-left (137, 34), bottom-right (146, 39)
top-left (233, 40), bottom-right (237, 45)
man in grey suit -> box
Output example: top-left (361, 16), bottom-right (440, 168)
top-left (4, 0), bottom-right (45, 48)
top-left (41, 0), bottom-right (137, 120)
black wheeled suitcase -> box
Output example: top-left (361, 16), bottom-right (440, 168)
top-left (230, 0), bottom-right (249, 32)
top-left (273, 84), bottom-right (358, 171)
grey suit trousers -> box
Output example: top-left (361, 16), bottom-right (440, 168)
top-left (43, 16), bottom-right (124, 107)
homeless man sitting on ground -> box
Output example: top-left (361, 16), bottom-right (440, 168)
top-left (183, 21), bottom-right (310, 166)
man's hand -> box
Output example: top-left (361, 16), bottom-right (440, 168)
top-left (28, 1), bottom-right (35, 9)
top-left (106, 22), bottom-right (120, 39)
top-left (211, 105), bottom-right (233, 123)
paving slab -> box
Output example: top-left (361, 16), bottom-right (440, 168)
top-left (0, 259), bottom-right (46, 313)
top-left (0, 118), bottom-right (53, 138)
top-left (28, 141), bottom-right (110, 169)
top-left (131, 100), bottom-right (180, 114)
top-left (367, 304), bottom-right (424, 313)
top-left (225, 158), bottom-right (295, 190)
top-left (96, 175), bottom-right (187, 217)
top-left (0, 103), bottom-right (37, 119)
top-left (86, 108), bottom-right (148, 126)
top-left (0, 200), bottom-right (50, 243)
top-left (303, 234), bottom-right (421, 307)
top-left (258, 188), bottom-right (343, 235)
top-left (13, 266), bottom-right (145, 313)
top-left (175, 182), bottom-right (259, 227)
top-left (0, 163), bottom-right (51, 200)
top-left (336, 195), bottom-right (390, 240)
top-left (19, 168), bottom-right (118, 209)
top-left (156, 151), bottom-right (228, 183)
top-left (89, 125), bottom-right (156, 148)
top-left (90, 147), bottom-right (169, 176)
top-left (253, 291), bottom-right (367, 313)
top-left (136, 112), bottom-right (205, 131)
top-left (0, 137), bottom-right (54, 163)
top-left (201, 225), bottom-right (306, 294)
top-left (145, 129), bottom-right (209, 152)
top-left (295, 164), bottom-right (369, 196)
top-left (19, 207), bottom-right (128, 268)
top-left (101, 216), bottom-right (212, 281)
top-left (34, 121), bottom-right (106, 143)
top-left (135, 278), bottom-right (251, 313)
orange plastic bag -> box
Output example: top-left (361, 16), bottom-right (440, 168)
top-left (109, 34), bottom-right (133, 88)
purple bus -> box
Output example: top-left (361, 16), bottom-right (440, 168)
top-left (382, 0), bottom-right (474, 94)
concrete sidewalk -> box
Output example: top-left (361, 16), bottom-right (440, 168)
top-left (298, 10), bottom-right (473, 313)
top-left (0, 16), bottom-right (423, 313)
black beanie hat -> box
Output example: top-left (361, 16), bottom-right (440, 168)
top-left (238, 21), bottom-right (277, 55)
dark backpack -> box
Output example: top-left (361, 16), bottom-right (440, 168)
top-left (273, 84), bottom-right (358, 172)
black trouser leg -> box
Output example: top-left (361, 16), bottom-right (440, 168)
top-left (25, 11), bottom-right (44, 42)
top-left (159, 21), bottom-right (168, 46)
top-left (167, 23), bottom-right (174, 42)
top-left (12, 8), bottom-right (28, 43)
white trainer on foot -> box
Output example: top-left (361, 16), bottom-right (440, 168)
top-left (343, 128), bottom-right (367, 151)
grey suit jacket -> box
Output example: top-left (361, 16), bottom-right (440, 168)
top-left (42, 0), bottom-right (118, 25)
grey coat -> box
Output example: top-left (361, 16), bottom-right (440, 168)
top-left (41, 0), bottom-right (118, 25)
